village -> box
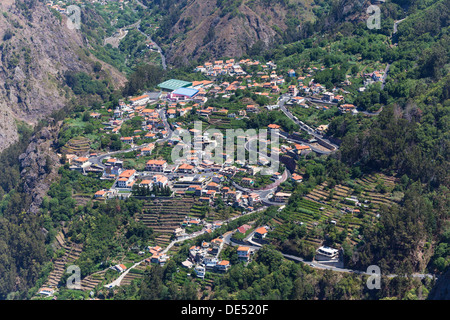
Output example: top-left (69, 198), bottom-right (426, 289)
top-left (30, 33), bottom-right (395, 297)
top-left (0, 0), bottom-right (437, 304)
top-left (50, 52), bottom-right (391, 288)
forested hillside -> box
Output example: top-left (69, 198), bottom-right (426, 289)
top-left (336, 0), bottom-right (449, 275)
top-left (0, 0), bottom-right (126, 299)
top-left (261, 0), bottom-right (449, 276)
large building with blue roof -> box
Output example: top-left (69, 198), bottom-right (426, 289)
top-left (169, 87), bottom-right (199, 101)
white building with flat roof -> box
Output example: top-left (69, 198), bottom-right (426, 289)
top-left (194, 265), bottom-right (206, 278)
top-left (315, 246), bottom-right (339, 261)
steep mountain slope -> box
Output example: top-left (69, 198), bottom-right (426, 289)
top-left (0, 1), bottom-right (126, 151)
top-left (152, 0), bottom-right (373, 65)
top-left (155, 0), bottom-right (316, 64)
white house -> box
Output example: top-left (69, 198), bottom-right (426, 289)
top-left (110, 264), bottom-right (127, 273)
top-left (153, 174), bottom-right (169, 188)
top-left (194, 265), bottom-right (206, 278)
top-left (315, 246), bottom-right (339, 261)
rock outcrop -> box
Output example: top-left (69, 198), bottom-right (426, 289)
top-left (163, 0), bottom-right (311, 64)
top-left (19, 120), bottom-right (62, 214)
top-left (428, 269), bottom-right (450, 300)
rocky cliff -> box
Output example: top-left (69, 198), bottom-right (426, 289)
top-left (160, 0), bottom-right (373, 65)
top-left (0, 1), bottom-right (126, 152)
top-left (163, 0), bottom-right (316, 64)
top-left (428, 269), bottom-right (450, 300)
top-left (19, 119), bottom-right (62, 214)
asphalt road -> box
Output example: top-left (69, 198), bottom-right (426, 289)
top-left (133, 0), bottom-right (167, 69)
top-left (382, 18), bottom-right (407, 90)
top-left (278, 95), bottom-right (338, 153)
top-left (104, 200), bottom-right (437, 289)
top-left (89, 107), bottom-right (173, 169)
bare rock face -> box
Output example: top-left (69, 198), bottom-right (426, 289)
top-left (162, 0), bottom-right (372, 65)
top-left (19, 120), bottom-right (62, 214)
top-left (164, 0), bottom-right (301, 64)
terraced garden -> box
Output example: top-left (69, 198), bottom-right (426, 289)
top-left (120, 264), bottom-right (147, 287)
top-left (139, 197), bottom-right (204, 247)
top-left (61, 136), bottom-right (91, 155)
top-left (37, 232), bottom-right (83, 293)
top-left (266, 173), bottom-right (400, 248)
top-left (81, 269), bottom-right (107, 292)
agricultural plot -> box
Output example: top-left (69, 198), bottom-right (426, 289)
top-left (62, 137), bottom-right (91, 155)
top-left (138, 196), bottom-right (228, 246)
top-left (37, 235), bottom-right (83, 294)
top-left (81, 269), bottom-right (107, 292)
top-left (120, 264), bottom-right (147, 287)
top-left (267, 173), bottom-right (399, 248)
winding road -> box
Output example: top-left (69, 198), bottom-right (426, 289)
top-left (105, 0), bottom-right (167, 70)
top-left (278, 95), bottom-right (339, 154)
top-left (89, 107), bottom-right (172, 169)
top-left (222, 224), bottom-right (436, 280)
top-left (133, 0), bottom-right (167, 70)
top-left (102, 14), bottom-right (435, 288)
top-left (381, 18), bottom-right (407, 90)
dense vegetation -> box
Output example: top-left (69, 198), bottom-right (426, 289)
top-left (0, 0), bottom-right (448, 300)
top-left (0, 118), bottom-right (66, 299)
top-left (110, 244), bottom-right (434, 301)
top-left (336, 1), bottom-right (449, 274)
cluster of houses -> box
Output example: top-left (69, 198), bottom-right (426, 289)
top-left (194, 58), bottom-right (364, 126)
top-left (72, 116), bottom-right (312, 208)
top-left (184, 238), bottom-right (229, 278)
top-left (162, 222), bottom-right (271, 279)
top-left (70, 102), bottom-right (312, 209)
top-left (174, 218), bottom-right (224, 238)
top-left (194, 58), bottom-right (278, 78)
top-left (89, 152), bottom-right (271, 210)
top-left (144, 245), bottom-right (170, 266)
top-left (45, 2), bottom-right (67, 13)
top-left (359, 69), bottom-right (386, 92)
top-left (61, 54), bottom-right (358, 276)
top-left (340, 195), bottom-right (371, 215)
top-left (109, 95), bottom-right (170, 144)
top-left (194, 59), bottom-right (247, 77)
top-left (46, 0), bottom-right (121, 13)
top-left (187, 242), bottom-right (258, 278)
top-left (99, 160), bottom-right (169, 192)
top-left (40, 2), bottom-right (380, 295)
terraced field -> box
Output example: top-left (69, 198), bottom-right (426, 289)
top-left (121, 264), bottom-right (147, 286)
top-left (267, 198), bottom-right (335, 243)
top-left (140, 196), bottom-right (240, 247)
top-left (62, 136), bottom-right (91, 155)
top-left (267, 173), bottom-right (399, 248)
top-left (206, 117), bottom-right (231, 130)
top-left (81, 270), bottom-right (107, 292)
top-left (38, 233), bottom-right (83, 292)
top-left (140, 197), bottom-right (204, 246)
top-left (154, 234), bottom-right (173, 247)
top-left (73, 194), bottom-right (100, 207)
top-left (190, 202), bottom-right (241, 222)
